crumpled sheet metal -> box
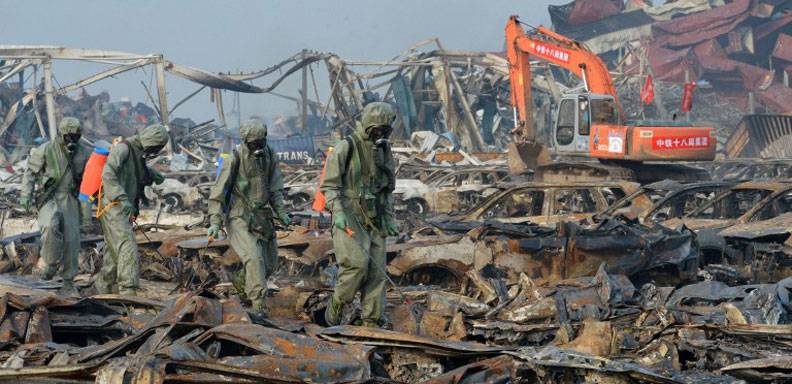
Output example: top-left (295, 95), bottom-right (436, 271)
top-left (387, 234), bottom-right (469, 279)
top-left (318, 325), bottom-right (511, 356)
top-left (509, 346), bottom-right (684, 384)
top-left (720, 356), bottom-right (792, 381)
top-left (0, 292), bottom-right (131, 348)
top-left (665, 278), bottom-right (792, 324)
top-left (0, 290), bottom-right (382, 383)
top-left (652, 0), bottom-right (751, 48)
top-left (193, 323), bottom-right (373, 383)
top-left (419, 355), bottom-right (516, 384)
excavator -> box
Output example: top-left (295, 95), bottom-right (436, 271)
top-left (505, 15), bottom-right (716, 182)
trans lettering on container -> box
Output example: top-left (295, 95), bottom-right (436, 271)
top-left (652, 136), bottom-right (709, 150)
top-left (276, 151), bottom-right (311, 161)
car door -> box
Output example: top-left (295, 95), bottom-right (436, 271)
top-left (432, 172), bottom-right (465, 213)
top-left (548, 187), bottom-right (599, 224)
top-left (643, 186), bottom-right (727, 224)
top-left (748, 189), bottom-right (792, 222)
top-left (476, 188), bottom-right (546, 224)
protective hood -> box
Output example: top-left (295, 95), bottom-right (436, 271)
top-left (360, 102), bottom-right (395, 132)
top-left (138, 124), bottom-right (170, 148)
top-left (239, 120), bottom-right (267, 143)
top-left (58, 117), bottom-right (81, 136)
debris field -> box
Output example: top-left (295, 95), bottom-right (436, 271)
top-left (3, 0), bottom-right (792, 383)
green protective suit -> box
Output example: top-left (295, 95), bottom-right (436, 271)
top-left (21, 117), bottom-right (89, 285)
top-left (95, 124), bottom-right (169, 295)
top-left (208, 121), bottom-right (286, 306)
top-left (321, 102), bottom-right (397, 324)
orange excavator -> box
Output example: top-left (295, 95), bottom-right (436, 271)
top-left (505, 16), bottom-right (715, 181)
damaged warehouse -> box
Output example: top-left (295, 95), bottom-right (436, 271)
top-left (2, 0), bottom-right (792, 382)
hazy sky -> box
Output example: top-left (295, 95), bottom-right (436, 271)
top-left (2, 1), bottom-right (566, 124)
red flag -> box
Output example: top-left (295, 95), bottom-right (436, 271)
top-left (681, 82), bottom-right (696, 112)
top-left (640, 74), bottom-right (654, 105)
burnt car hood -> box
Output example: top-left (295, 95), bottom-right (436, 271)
top-left (719, 213), bottom-right (792, 240)
top-left (662, 218), bottom-right (734, 231)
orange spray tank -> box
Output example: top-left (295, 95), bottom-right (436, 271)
top-left (78, 145), bottom-right (110, 205)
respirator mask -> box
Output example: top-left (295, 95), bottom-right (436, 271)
top-left (247, 139), bottom-right (267, 157)
top-left (143, 144), bottom-right (165, 160)
top-left (62, 133), bottom-right (81, 153)
top-left (368, 125), bottom-right (392, 147)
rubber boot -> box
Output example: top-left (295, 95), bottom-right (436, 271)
top-left (252, 297), bottom-right (268, 314)
top-left (247, 297), bottom-right (268, 323)
top-left (59, 280), bottom-right (80, 297)
top-left (324, 297), bottom-right (343, 326)
top-left (120, 288), bottom-right (138, 297)
top-left (32, 268), bottom-right (55, 281)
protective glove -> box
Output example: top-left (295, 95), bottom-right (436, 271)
top-left (20, 197), bottom-right (31, 213)
top-left (150, 169), bottom-right (165, 185)
top-left (277, 211), bottom-right (291, 227)
top-left (207, 225), bottom-right (221, 240)
top-left (333, 211), bottom-right (349, 231)
top-left (120, 200), bottom-right (135, 217)
top-left (383, 215), bottom-right (400, 236)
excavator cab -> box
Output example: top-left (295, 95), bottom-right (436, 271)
top-left (553, 93), bottom-right (618, 156)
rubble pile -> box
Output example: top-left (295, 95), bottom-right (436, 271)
top-left (2, 214), bottom-right (792, 382)
top-left (3, 2), bottom-right (792, 383)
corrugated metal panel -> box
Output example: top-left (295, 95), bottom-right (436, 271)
top-left (563, 9), bottom-right (653, 41)
top-left (648, 44), bottom-right (694, 82)
top-left (653, 0), bottom-right (750, 34)
top-left (773, 33), bottom-right (792, 62)
top-left (756, 13), bottom-right (792, 40)
top-left (693, 39), bottom-right (774, 90)
top-left (758, 84), bottom-right (792, 113)
top-left (727, 114), bottom-right (792, 158)
top-left (550, 0), bottom-right (624, 32)
top-left (651, 0), bottom-right (751, 48)
top-left (568, 0), bottom-right (623, 26)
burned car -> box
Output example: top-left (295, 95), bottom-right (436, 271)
top-left (602, 180), bottom-right (734, 224)
top-left (717, 212), bottom-right (792, 283)
top-left (665, 181), bottom-right (792, 267)
top-left (388, 218), bottom-right (699, 287)
top-left (146, 178), bottom-right (208, 213)
top-left (283, 169), bottom-right (320, 210)
top-left (432, 181), bottom-right (639, 227)
top-left (393, 167), bottom-right (510, 215)
top-left (704, 159), bottom-right (792, 181)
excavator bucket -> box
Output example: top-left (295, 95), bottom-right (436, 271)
top-left (507, 140), bottom-right (550, 175)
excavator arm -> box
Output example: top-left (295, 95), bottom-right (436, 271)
top-left (506, 15), bottom-right (618, 141)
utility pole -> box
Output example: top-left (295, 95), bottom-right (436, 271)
top-left (42, 59), bottom-right (57, 140)
top-left (300, 50), bottom-right (309, 133)
top-left (236, 91), bottom-right (241, 129)
top-left (154, 56), bottom-right (173, 152)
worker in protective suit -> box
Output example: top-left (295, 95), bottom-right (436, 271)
top-left (94, 124), bottom-right (168, 296)
top-left (20, 117), bottom-right (89, 295)
top-left (321, 102), bottom-right (400, 327)
top-left (207, 120), bottom-right (289, 314)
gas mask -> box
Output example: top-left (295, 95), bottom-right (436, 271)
top-left (143, 144), bottom-right (165, 160)
top-left (62, 133), bottom-right (81, 153)
top-left (246, 139), bottom-right (267, 157)
top-left (368, 125), bottom-right (392, 147)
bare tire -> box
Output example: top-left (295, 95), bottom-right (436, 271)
top-left (406, 198), bottom-right (428, 215)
